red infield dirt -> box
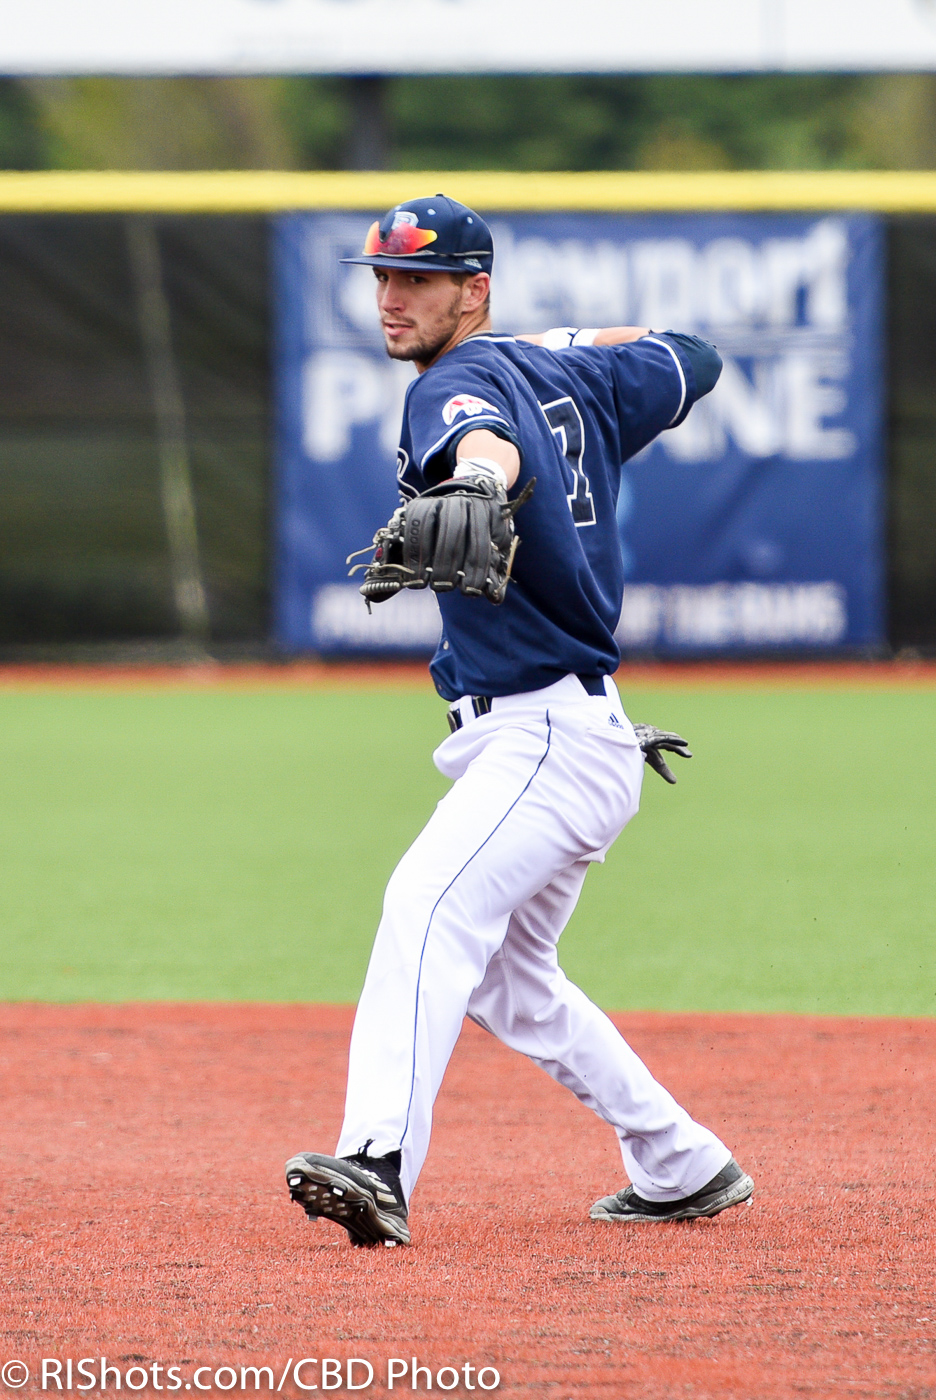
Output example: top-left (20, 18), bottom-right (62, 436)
top-left (0, 659), bottom-right (934, 689)
top-left (2, 1005), bottom-right (935, 1399)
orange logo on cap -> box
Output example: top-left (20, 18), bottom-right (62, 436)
top-left (363, 212), bottom-right (439, 258)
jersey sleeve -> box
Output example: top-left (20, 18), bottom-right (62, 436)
top-left (603, 333), bottom-right (721, 460)
top-left (401, 358), bottom-right (521, 486)
top-left (657, 332), bottom-right (722, 402)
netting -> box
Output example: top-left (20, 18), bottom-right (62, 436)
top-left (888, 217), bottom-right (936, 652)
top-left (0, 214), bottom-right (268, 650)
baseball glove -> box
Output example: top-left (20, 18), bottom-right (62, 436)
top-left (632, 722), bottom-right (693, 784)
top-left (347, 476), bottom-right (535, 608)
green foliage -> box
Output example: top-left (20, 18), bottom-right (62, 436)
top-left (0, 79), bottom-right (47, 169)
top-left (1, 682), bottom-right (933, 1016)
top-left (387, 74), bottom-right (875, 172)
top-left (2, 73), bottom-right (935, 172)
top-left (275, 78), bottom-right (354, 169)
top-left (24, 77), bottom-right (296, 170)
top-left (630, 75), bottom-right (872, 170)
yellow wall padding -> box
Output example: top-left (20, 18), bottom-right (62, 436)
top-left (0, 169), bottom-right (935, 214)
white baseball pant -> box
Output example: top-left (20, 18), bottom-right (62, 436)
top-left (336, 673), bottom-right (731, 1204)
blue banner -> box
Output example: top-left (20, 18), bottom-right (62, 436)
top-left (273, 211), bottom-right (884, 654)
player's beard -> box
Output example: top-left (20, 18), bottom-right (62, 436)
top-left (382, 289), bottom-right (464, 364)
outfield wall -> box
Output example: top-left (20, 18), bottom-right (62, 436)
top-left (0, 172), bottom-right (932, 655)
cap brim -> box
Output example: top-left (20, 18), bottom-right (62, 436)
top-left (340, 254), bottom-right (485, 273)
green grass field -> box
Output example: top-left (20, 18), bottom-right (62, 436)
top-left (1, 679), bottom-right (933, 1015)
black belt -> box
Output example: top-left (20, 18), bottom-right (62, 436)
top-left (447, 674), bottom-right (606, 733)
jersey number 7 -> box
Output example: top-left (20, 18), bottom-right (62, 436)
top-left (540, 397), bottom-right (596, 528)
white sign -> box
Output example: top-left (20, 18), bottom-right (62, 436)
top-left (1, 0), bottom-right (935, 74)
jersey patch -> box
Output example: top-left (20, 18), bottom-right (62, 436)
top-left (442, 393), bottom-right (499, 426)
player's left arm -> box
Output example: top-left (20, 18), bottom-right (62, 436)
top-left (453, 428), bottom-right (521, 489)
top-left (349, 423), bottom-right (530, 608)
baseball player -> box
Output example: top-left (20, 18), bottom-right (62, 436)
top-left (286, 195), bottom-right (753, 1247)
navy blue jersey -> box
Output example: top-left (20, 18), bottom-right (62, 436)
top-left (397, 333), bottom-right (715, 701)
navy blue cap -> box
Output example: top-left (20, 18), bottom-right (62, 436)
top-left (340, 194), bottom-right (493, 275)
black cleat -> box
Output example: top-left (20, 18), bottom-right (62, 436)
top-left (590, 1157), bottom-right (754, 1223)
top-left (285, 1148), bottom-right (410, 1248)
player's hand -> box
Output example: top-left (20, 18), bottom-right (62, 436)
top-left (632, 723), bottom-right (692, 784)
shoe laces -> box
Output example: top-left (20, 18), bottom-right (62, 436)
top-left (342, 1141), bottom-right (404, 1205)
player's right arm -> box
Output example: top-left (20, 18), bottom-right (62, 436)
top-left (517, 326), bottom-right (649, 347)
top-left (519, 327), bottom-right (722, 401)
top-left (602, 331), bottom-right (722, 457)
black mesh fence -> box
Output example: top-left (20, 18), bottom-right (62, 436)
top-left (0, 212), bottom-right (932, 655)
top-left (0, 214), bottom-right (269, 652)
top-left (888, 217), bottom-right (936, 654)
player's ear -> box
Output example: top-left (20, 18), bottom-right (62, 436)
top-left (463, 272), bottom-right (491, 311)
